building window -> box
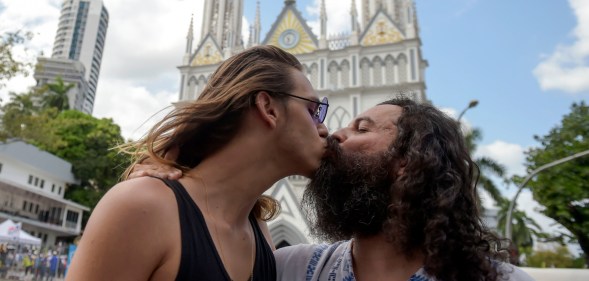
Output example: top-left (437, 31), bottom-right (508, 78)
top-left (28, 175), bottom-right (33, 184)
top-left (34, 177), bottom-right (39, 186)
top-left (66, 210), bottom-right (80, 229)
top-left (22, 201), bottom-right (27, 211)
top-left (35, 204), bottom-right (39, 214)
top-left (0, 162), bottom-right (3, 173)
top-left (28, 203), bottom-right (33, 212)
top-left (52, 185), bottom-right (55, 192)
top-left (40, 180), bottom-right (45, 188)
top-left (58, 186), bottom-right (62, 195)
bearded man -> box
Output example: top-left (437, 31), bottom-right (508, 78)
top-left (276, 98), bottom-right (534, 281)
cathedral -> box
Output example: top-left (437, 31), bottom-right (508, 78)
top-left (177, 0), bottom-right (428, 247)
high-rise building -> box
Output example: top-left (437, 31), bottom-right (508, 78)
top-left (178, 0), bottom-right (429, 246)
top-left (34, 0), bottom-right (109, 114)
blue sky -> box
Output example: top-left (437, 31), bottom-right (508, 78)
top-left (1, 0), bottom-right (587, 252)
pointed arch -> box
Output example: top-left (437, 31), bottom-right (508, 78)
top-left (186, 76), bottom-right (198, 100)
top-left (372, 56), bottom-right (384, 86)
top-left (341, 59), bottom-right (350, 88)
top-left (328, 60), bottom-right (340, 90)
top-left (397, 53), bottom-right (408, 83)
top-left (385, 55), bottom-right (396, 85)
top-left (360, 57), bottom-right (372, 87)
top-left (195, 75), bottom-right (208, 99)
top-left (269, 220), bottom-right (309, 249)
top-left (309, 63), bottom-right (319, 89)
top-left (327, 106), bottom-right (352, 131)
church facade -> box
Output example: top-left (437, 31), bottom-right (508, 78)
top-left (177, 0), bottom-right (428, 247)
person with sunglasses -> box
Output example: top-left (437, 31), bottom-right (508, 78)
top-left (65, 45), bottom-right (329, 281)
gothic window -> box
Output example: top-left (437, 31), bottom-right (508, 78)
top-left (373, 56), bottom-right (384, 86)
top-left (360, 58), bottom-right (371, 86)
top-left (310, 63), bottom-right (319, 89)
top-left (327, 106), bottom-right (352, 132)
top-left (385, 55), bottom-right (396, 85)
top-left (328, 61), bottom-right (339, 90)
top-left (196, 75), bottom-right (207, 99)
top-left (186, 76), bottom-right (198, 101)
top-left (341, 60), bottom-right (350, 88)
top-left (397, 53), bottom-right (408, 83)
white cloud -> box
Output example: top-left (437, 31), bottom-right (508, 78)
top-left (0, 0), bottom-right (204, 139)
top-left (476, 140), bottom-right (527, 177)
top-left (305, 0), bottom-right (361, 37)
top-left (93, 78), bottom-right (175, 140)
top-left (533, 0), bottom-right (589, 94)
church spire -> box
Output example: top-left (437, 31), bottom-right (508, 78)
top-left (350, 0), bottom-right (360, 45)
top-left (253, 0), bottom-right (261, 46)
top-left (319, 0), bottom-right (327, 49)
top-left (183, 15), bottom-right (194, 64)
top-left (199, 0), bottom-right (244, 57)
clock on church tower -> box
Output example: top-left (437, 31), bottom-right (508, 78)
top-left (278, 29), bottom-right (301, 49)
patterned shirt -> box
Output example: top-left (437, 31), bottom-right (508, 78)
top-left (275, 240), bottom-right (535, 281)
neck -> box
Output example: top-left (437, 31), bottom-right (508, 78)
top-left (352, 233), bottom-right (424, 281)
top-left (182, 128), bottom-right (291, 226)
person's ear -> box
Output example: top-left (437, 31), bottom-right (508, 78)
top-left (254, 91), bottom-right (279, 129)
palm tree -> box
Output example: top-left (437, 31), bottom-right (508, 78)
top-left (463, 126), bottom-right (545, 264)
top-left (41, 76), bottom-right (73, 111)
top-left (4, 91), bottom-right (36, 114)
top-left (464, 128), bottom-right (506, 204)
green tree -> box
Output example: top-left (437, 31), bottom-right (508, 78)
top-left (0, 31), bottom-right (33, 89)
top-left (40, 76), bottom-right (73, 111)
top-left (0, 91), bottom-right (57, 143)
top-left (463, 127), bottom-right (544, 262)
top-left (464, 128), bottom-right (506, 204)
top-left (526, 245), bottom-right (582, 268)
top-left (36, 110), bottom-right (129, 213)
top-left (523, 101), bottom-right (589, 266)
top-left (1, 91), bottom-right (129, 225)
top-left (496, 199), bottom-right (545, 261)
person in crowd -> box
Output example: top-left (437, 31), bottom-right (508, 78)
top-left (65, 45), bottom-right (329, 281)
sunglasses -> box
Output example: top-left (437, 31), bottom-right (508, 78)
top-left (274, 92), bottom-right (329, 124)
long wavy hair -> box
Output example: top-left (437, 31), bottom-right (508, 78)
top-left (121, 45), bottom-right (303, 221)
top-left (381, 98), bottom-right (509, 280)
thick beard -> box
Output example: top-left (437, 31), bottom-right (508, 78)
top-left (303, 137), bottom-right (394, 242)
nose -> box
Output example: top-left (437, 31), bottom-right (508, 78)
top-left (317, 123), bottom-right (328, 138)
top-left (331, 128), bottom-right (347, 143)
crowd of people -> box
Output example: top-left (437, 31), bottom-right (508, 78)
top-left (0, 247), bottom-right (67, 281)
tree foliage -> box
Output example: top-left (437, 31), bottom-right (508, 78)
top-left (526, 245), bottom-right (583, 268)
top-left (40, 76), bottom-right (73, 111)
top-left (523, 101), bottom-right (589, 266)
top-left (0, 90), bottom-right (129, 225)
top-left (463, 127), bottom-right (546, 262)
top-left (464, 128), bottom-right (506, 204)
top-left (0, 31), bottom-right (33, 90)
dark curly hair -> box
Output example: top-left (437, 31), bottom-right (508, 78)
top-left (381, 98), bottom-right (509, 281)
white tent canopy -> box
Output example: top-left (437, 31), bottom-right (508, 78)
top-left (0, 219), bottom-right (42, 246)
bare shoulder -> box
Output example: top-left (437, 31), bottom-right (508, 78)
top-left (66, 177), bottom-right (180, 281)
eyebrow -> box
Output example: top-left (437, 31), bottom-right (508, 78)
top-left (354, 116), bottom-right (376, 126)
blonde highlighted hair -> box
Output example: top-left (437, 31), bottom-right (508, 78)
top-left (121, 45), bottom-right (304, 220)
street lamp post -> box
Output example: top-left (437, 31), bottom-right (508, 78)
top-left (457, 99), bottom-right (479, 121)
top-left (504, 149), bottom-right (589, 240)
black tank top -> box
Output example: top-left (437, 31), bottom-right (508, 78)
top-left (160, 178), bottom-right (277, 281)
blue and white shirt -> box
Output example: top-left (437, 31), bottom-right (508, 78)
top-left (275, 240), bottom-right (535, 281)
top-left (275, 240), bottom-right (434, 281)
